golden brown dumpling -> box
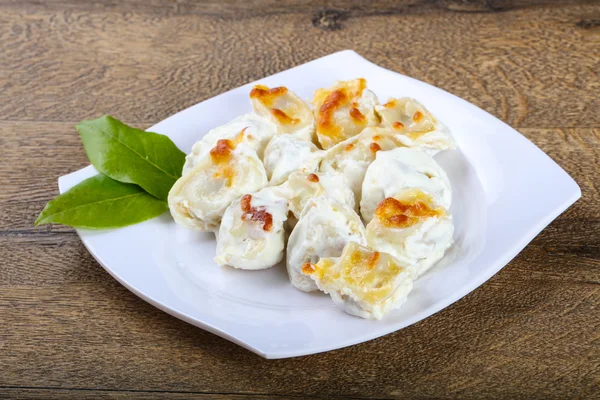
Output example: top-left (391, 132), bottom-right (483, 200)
top-left (312, 78), bottom-right (379, 149)
top-left (376, 97), bottom-right (456, 155)
top-left (250, 85), bottom-right (315, 141)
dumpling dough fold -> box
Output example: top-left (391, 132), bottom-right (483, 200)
top-left (168, 139), bottom-right (268, 231)
top-left (360, 147), bottom-right (451, 223)
top-left (183, 113), bottom-right (277, 175)
top-left (312, 78), bottom-right (379, 149)
top-left (366, 188), bottom-right (454, 276)
top-left (215, 186), bottom-right (289, 270)
top-left (303, 242), bottom-right (416, 320)
top-left (376, 97), bottom-right (456, 155)
top-left (283, 170), bottom-right (356, 220)
top-left (263, 135), bottom-right (325, 186)
top-left (320, 126), bottom-right (402, 202)
top-left (250, 84), bottom-right (315, 142)
top-left (286, 197), bottom-right (366, 292)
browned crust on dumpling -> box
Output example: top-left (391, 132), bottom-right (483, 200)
top-left (210, 139), bottom-right (234, 164)
top-left (369, 142), bottom-right (382, 153)
top-left (349, 107), bottom-right (366, 123)
top-left (270, 108), bottom-right (300, 125)
top-left (307, 173), bottom-right (320, 182)
top-left (249, 85), bottom-right (288, 107)
top-left (375, 196), bottom-right (444, 229)
top-left (240, 194), bottom-right (273, 232)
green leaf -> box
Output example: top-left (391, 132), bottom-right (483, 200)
top-left (35, 175), bottom-right (168, 229)
top-left (76, 116), bottom-right (186, 200)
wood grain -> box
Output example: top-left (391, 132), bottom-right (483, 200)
top-left (1, 0), bottom-right (599, 399)
top-left (0, 3), bottom-right (598, 127)
top-left (1, 246), bottom-right (598, 398)
top-left (0, 389), bottom-right (303, 400)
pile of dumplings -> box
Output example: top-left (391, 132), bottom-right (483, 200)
top-left (168, 79), bottom-right (457, 320)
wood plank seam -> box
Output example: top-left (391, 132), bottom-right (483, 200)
top-left (0, 385), bottom-right (387, 400)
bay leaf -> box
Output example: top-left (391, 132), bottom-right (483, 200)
top-left (35, 174), bottom-right (168, 229)
top-left (77, 116), bottom-right (186, 200)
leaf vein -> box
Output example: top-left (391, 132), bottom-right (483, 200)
top-left (98, 125), bottom-right (179, 180)
top-left (40, 192), bottom-right (148, 222)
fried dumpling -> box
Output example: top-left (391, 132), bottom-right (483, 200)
top-left (302, 242), bottom-right (416, 320)
top-left (183, 113), bottom-right (277, 175)
top-left (215, 187), bottom-right (288, 270)
top-left (263, 135), bottom-right (325, 186)
top-left (250, 84), bottom-right (315, 141)
top-left (168, 139), bottom-right (268, 231)
top-left (286, 197), bottom-right (366, 292)
top-left (312, 78), bottom-right (379, 149)
top-left (320, 126), bottom-right (402, 202)
top-left (360, 147), bottom-right (451, 223)
top-left (366, 189), bottom-right (454, 276)
top-left (376, 97), bottom-right (456, 155)
top-left (283, 170), bottom-right (356, 220)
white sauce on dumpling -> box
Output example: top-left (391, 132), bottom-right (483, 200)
top-left (168, 139), bottom-right (268, 232)
top-left (312, 78), bottom-right (379, 149)
top-left (302, 242), bottom-right (416, 319)
top-left (365, 189), bottom-right (454, 276)
top-left (360, 147), bottom-right (451, 223)
top-left (320, 126), bottom-right (402, 202)
top-left (250, 84), bottom-right (315, 141)
top-left (286, 197), bottom-right (366, 292)
top-left (263, 135), bottom-right (325, 186)
top-left (215, 186), bottom-right (288, 270)
top-left (283, 170), bottom-right (356, 219)
top-left (183, 113), bottom-right (277, 175)
top-left (376, 97), bottom-right (456, 155)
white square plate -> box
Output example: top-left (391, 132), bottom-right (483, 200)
top-left (58, 50), bottom-right (580, 359)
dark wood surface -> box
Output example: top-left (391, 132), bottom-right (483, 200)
top-left (1, 1), bottom-right (599, 399)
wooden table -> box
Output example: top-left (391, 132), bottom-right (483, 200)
top-left (1, 1), bottom-right (599, 398)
